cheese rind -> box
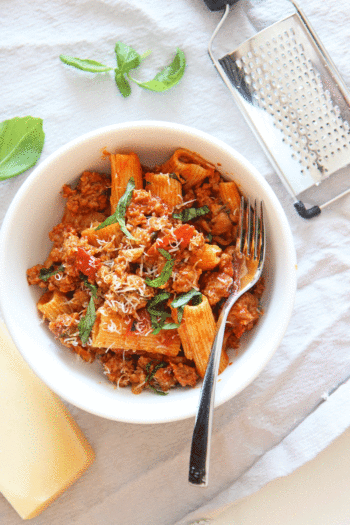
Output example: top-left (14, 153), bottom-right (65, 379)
top-left (0, 322), bottom-right (95, 520)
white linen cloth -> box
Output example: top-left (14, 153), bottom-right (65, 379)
top-left (1, 0), bottom-right (350, 523)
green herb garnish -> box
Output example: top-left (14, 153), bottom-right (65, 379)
top-left (39, 265), bottom-right (64, 282)
top-left (171, 289), bottom-right (202, 323)
top-left (78, 296), bottom-right (96, 345)
top-left (145, 249), bottom-right (174, 288)
top-left (172, 205), bottom-right (210, 223)
top-left (60, 42), bottom-right (185, 98)
top-left (169, 173), bottom-right (181, 182)
top-left (146, 292), bottom-right (179, 334)
top-left (96, 177), bottom-right (135, 239)
top-left (81, 275), bottom-right (98, 298)
top-left (145, 361), bottom-right (169, 395)
top-left (0, 116), bottom-right (45, 181)
top-left (59, 55), bottom-right (113, 73)
top-left (129, 48), bottom-right (186, 93)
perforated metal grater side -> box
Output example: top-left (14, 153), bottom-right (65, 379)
top-left (202, 0), bottom-right (350, 218)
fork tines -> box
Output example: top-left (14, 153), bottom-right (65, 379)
top-left (238, 196), bottom-right (265, 263)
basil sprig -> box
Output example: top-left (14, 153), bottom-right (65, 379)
top-left (96, 177), bottom-right (135, 239)
top-left (171, 289), bottom-right (202, 323)
top-left (145, 249), bottom-right (174, 288)
top-left (60, 42), bottom-right (185, 98)
top-left (0, 116), bottom-right (45, 181)
top-left (78, 296), bottom-right (96, 345)
top-left (172, 205), bottom-right (210, 222)
top-left (39, 265), bottom-right (64, 282)
top-left (147, 292), bottom-right (179, 335)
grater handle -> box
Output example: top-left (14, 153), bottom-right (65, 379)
top-left (294, 201), bottom-right (321, 219)
top-left (201, 0), bottom-right (238, 11)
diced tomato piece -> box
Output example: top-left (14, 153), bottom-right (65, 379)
top-left (147, 224), bottom-right (195, 256)
top-left (75, 247), bottom-right (101, 280)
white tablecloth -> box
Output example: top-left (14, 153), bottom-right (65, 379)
top-left (1, 1), bottom-right (350, 524)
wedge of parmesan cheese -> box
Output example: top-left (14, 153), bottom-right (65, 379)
top-left (0, 322), bottom-right (95, 519)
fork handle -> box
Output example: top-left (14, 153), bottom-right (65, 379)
top-left (188, 308), bottom-right (229, 486)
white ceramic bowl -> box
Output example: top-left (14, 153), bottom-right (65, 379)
top-left (0, 121), bottom-right (297, 424)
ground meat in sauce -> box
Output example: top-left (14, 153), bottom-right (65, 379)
top-left (101, 351), bottom-right (198, 393)
top-left (27, 156), bottom-right (265, 395)
top-left (62, 171), bottom-right (110, 215)
top-left (226, 292), bottom-right (261, 339)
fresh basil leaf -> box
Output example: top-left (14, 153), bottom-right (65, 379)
top-left (171, 289), bottom-right (202, 323)
top-left (39, 265), bottom-right (64, 282)
top-left (114, 71), bottom-right (132, 97)
top-left (145, 249), bottom-right (174, 288)
top-left (129, 48), bottom-right (186, 92)
top-left (207, 233), bottom-right (213, 243)
top-left (78, 296), bottom-right (96, 344)
top-left (95, 177), bottom-right (135, 239)
top-left (114, 41), bottom-right (142, 73)
top-left (59, 55), bottom-right (113, 73)
top-left (0, 116), bottom-right (45, 181)
top-left (172, 205), bottom-right (210, 223)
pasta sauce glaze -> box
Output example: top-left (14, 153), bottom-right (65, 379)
top-left (27, 149), bottom-right (264, 395)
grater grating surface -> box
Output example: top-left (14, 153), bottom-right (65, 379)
top-left (219, 13), bottom-right (350, 196)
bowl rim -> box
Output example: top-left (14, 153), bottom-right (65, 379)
top-left (0, 121), bottom-right (297, 423)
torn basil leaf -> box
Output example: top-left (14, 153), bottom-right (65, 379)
top-left (147, 292), bottom-right (171, 316)
top-left (169, 173), bottom-right (181, 182)
top-left (147, 292), bottom-right (178, 334)
top-left (0, 116), bottom-right (45, 181)
top-left (78, 296), bottom-right (96, 345)
top-left (81, 275), bottom-right (98, 298)
top-left (39, 265), bottom-right (64, 282)
top-left (145, 362), bottom-right (169, 395)
top-left (171, 289), bottom-right (202, 323)
top-left (95, 177), bottom-right (135, 239)
top-left (145, 249), bottom-right (174, 288)
top-left (172, 205), bottom-right (210, 223)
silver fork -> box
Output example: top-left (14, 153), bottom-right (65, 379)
top-left (188, 197), bottom-right (266, 487)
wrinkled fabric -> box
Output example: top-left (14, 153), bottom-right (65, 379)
top-left (1, 1), bottom-right (350, 524)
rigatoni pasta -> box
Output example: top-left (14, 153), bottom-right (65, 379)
top-left (27, 148), bottom-right (264, 395)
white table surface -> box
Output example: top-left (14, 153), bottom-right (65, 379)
top-left (212, 426), bottom-right (350, 525)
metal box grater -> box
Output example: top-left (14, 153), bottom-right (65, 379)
top-left (203, 0), bottom-right (350, 218)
